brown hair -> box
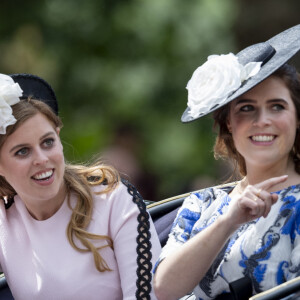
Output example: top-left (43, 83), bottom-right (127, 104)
top-left (0, 99), bottom-right (120, 272)
top-left (213, 63), bottom-right (300, 177)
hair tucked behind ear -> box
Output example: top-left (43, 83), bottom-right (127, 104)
top-left (213, 63), bottom-right (300, 178)
top-left (213, 104), bottom-right (246, 178)
top-left (0, 99), bottom-right (120, 272)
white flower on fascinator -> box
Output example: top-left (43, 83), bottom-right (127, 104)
top-left (186, 53), bottom-right (261, 118)
top-left (0, 74), bottom-right (23, 134)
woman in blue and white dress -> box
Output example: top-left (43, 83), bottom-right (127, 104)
top-left (154, 25), bottom-right (300, 300)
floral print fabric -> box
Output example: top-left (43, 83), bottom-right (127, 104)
top-left (156, 185), bottom-right (300, 299)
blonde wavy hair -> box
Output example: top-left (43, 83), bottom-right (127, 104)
top-left (0, 99), bottom-right (120, 272)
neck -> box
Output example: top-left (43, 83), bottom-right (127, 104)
top-left (237, 158), bottom-right (300, 193)
top-left (25, 183), bottom-right (67, 221)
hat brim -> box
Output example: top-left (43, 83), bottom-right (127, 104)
top-left (181, 24), bottom-right (300, 123)
top-left (10, 73), bottom-right (58, 115)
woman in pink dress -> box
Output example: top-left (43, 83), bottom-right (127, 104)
top-left (0, 73), bottom-right (161, 300)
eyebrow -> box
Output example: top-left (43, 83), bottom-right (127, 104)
top-left (9, 131), bottom-right (55, 154)
top-left (234, 99), bottom-right (255, 105)
top-left (234, 98), bottom-right (288, 105)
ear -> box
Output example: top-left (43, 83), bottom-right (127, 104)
top-left (55, 127), bottom-right (63, 150)
top-left (0, 164), bottom-right (5, 177)
top-left (226, 118), bottom-right (232, 133)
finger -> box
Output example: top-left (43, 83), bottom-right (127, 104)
top-left (242, 187), bottom-right (265, 216)
top-left (256, 188), bottom-right (262, 198)
top-left (242, 189), bottom-right (272, 217)
top-left (239, 196), bottom-right (261, 216)
top-left (251, 199), bottom-right (265, 217)
top-left (271, 193), bottom-right (278, 204)
top-left (263, 200), bottom-right (272, 218)
top-left (256, 175), bottom-right (288, 192)
top-left (258, 190), bottom-right (273, 218)
top-left (244, 185), bottom-right (261, 199)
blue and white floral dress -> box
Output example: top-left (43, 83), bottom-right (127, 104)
top-left (155, 184), bottom-right (300, 299)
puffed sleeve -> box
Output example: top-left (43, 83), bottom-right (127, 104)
top-left (108, 180), bottom-right (161, 300)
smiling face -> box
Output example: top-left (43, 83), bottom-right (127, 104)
top-left (227, 75), bottom-right (298, 172)
top-left (0, 113), bottom-right (66, 218)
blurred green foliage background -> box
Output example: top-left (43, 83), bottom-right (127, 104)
top-left (0, 0), bottom-right (299, 200)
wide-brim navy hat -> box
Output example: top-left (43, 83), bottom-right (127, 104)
top-left (181, 24), bottom-right (300, 123)
top-left (10, 73), bottom-right (58, 115)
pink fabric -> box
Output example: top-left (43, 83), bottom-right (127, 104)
top-left (0, 182), bottom-right (160, 300)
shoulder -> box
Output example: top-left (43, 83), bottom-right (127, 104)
top-left (181, 187), bottom-right (229, 211)
top-left (0, 197), bottom-right (19, 221)
top-left (278, 184), bottom-right (300, 197)
top-left (275, 185), bottom-right (300, 223)
top-left (193, 186), bottom-right (229, 201)
top-left (277, 184), bottom-right (300, 209)
top-left (172, 187), bottom-right (228, 227)
top-left (119, 178), bottom-right (145, 208)
top-left (0, 200), bottom-right (7, 219)
top-left (90, 178), bottom-right (143, 200)
top-left (90, 179), bottom-right (147, 215)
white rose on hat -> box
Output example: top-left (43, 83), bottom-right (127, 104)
top-left (186, 53), bottom-right (261, 119)
top-left (0, 74), bottom-right (23, 134)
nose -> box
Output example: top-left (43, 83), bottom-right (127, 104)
top-left (33, 149), bottom-right (49, 166)
top-left (253, 109), bottom-right (271, 127)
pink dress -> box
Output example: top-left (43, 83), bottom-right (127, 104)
top-left (0, 181), bottom-right (161, 300)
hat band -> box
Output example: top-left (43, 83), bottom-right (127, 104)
top-left (256, 43), bottom-right (276, 66)
top-left (237, 42), bottom-right (276, 66)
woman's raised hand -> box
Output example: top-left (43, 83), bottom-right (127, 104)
top-left (226, 175), bottom-right (288, 229)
